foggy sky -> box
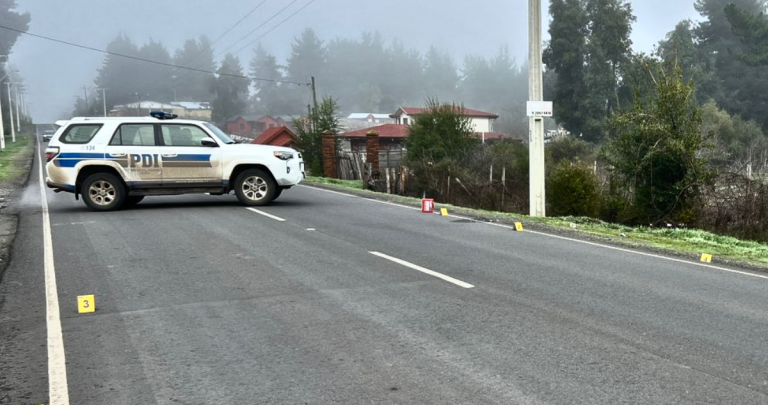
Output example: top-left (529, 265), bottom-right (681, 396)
top-left (13, 0), bottom-right (698, 122)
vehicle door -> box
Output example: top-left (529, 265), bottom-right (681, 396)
top-left (158, 123), bottom-right (223, 186)
top-left (106, 123), bottom-right (162, 186)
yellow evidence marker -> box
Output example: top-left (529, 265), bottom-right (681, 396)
top-left (515, 222), bottom-right (524, 232)
top-left (77, 295), bottom-right (95, 314)
top-left (440, 208), bottom-right (449, 217)
top-left (700, 253), bottom-right (713, 263)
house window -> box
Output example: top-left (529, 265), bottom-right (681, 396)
top-left (402, 118), bottom-right (409, 125)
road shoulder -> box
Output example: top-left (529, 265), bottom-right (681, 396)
top-left (0, 136), bottom-right (36, 282)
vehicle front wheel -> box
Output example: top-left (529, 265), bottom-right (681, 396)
top-left (81, 173), bottom-right (126, 211)
top-left (272, 187), bottom-right (283, 201)
top-left (234, 169), bottom-right (276, 206)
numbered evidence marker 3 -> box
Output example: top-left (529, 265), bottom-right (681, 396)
top-left (700, 253), bottom-right (713, 263)
top-left (515, 222), bottom-right (524, 232)
top-left (440, 208), bottom-right (449, 217)
top-left (77, 295), bottom-right (95, 314)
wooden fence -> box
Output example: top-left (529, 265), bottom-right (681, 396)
top-left (336, 150), bottom-right (405, 180)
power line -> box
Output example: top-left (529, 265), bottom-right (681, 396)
top-left (214, 0), bottom-right (301, 58)
top-left (232, 0), bottom-right (319, 57)
top-left (152, 0), bottom-right (272, 94)
top-left (209, 0), bottom-right (270, 47)
top-left (0, 24), bottom-right (309, 86)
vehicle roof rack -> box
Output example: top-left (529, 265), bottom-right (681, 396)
top-left (150, 111), bottom-right (178, 120)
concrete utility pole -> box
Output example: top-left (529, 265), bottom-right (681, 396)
top-left (0, 86), bottom-right (4, 151)
top-left (14, 85), bottom-right (20, 133)
top-left (7, 83), bottom-right (15, 142)
top-left (528, 0), bottom-right (546, 217)
top-left (97, 88), bottom-right (108, 117)
top-left (0, 56), bottom-right (8, 151)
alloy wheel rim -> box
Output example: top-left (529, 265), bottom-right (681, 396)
top-left (88, 180), bottom-right (116, 206)
top-left (242, 176), bottom-right (268, 201)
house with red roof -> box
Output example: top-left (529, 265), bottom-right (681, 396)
top-left (251, 126), bottom-right (298, 148)
top-left (340, 124), bottom-right (409, 152)
top-left (391, 106), bottom-right (499, 134)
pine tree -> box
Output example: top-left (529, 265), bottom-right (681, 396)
top-left (95, 34), bottom-right (142, 109)
top-left (249, 44), bottom-right (290, 115)
top-left (171, 36), bottom-right (216, 102)
top-left (211, 54), bottom-right (249, 123)
top-left (543, 0), bottom-right (590, 138)
top-left (694, 0), bottom-right (768, 126)
top-left (582, 0), bottom-right (636, 142)
top-left (422, 47), bottom-right (459, 102)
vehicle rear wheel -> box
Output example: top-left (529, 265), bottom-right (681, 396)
top-left (81, 173), bottom-right (126, 211)
top-left (234, 168), bottom-right (276, 206)
top-left (124, 196), bottom-right (145, 207)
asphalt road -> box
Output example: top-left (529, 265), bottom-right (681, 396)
top-left (2, 147), bottom-right (768, 404)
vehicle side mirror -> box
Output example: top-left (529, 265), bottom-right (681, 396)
top-left (201, 137), bottom-right (218, 147)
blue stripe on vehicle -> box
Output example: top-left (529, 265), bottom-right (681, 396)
top-left (62, 184), bottom-right (75, 191)
top-left (58, 153), bottom-right (105, 159)
top-left (163, 154), bottom-right (210, 162)
top-left (56, 159), bottom-right (85, 168)
top-left (55, 153), bottom-right (106, 168)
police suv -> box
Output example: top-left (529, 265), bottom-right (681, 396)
top-left (45, 112), bottom-right (304, 211)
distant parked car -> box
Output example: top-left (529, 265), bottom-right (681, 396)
top-left (42, 130), bottom-right (55, 142)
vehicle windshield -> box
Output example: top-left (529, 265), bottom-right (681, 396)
top-left (203, 122), bottom-right (235, 144)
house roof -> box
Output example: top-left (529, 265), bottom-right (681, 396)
top-left (252, 126), bottom-right (298, 146)
top-left (171, 101), bottom-right (211, 110)
top-left (116, 101), bottom-right (179, 110)
top-left (347, 113), bottom-right (391, 120)
top-left (226, 115), bottom-right (263, 123)
top-left (341, 124), bottom-right (409, 138)
top-left (274, 115), bottom-right (296, 122)
top-left (391, 107), bottom-right (499, 119)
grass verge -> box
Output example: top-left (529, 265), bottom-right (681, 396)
top-left (303, 176), bottom-right (768, 270)
top-left (0, 135), bottom-right (34, 183)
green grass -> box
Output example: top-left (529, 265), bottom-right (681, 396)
top-left (305, 176), bottom-right (363, 189)
top-left (303, 176), bottom-right (768, 269)
top-left (0, 134), bottom-right (33, 183)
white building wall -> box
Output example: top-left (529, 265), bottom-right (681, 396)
top-left (470, 117), bottom-right (492, 133)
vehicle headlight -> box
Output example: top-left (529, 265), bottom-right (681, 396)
top-left (273, 151), bottom-right (294, 160)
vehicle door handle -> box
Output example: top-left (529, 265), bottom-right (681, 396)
top-left (161, 153), bottom-right (177, 158)
top-left (109, 153), bottom-right (127, 157)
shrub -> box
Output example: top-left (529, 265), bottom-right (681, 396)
top-left (547, 161), bottom-right (601, 217)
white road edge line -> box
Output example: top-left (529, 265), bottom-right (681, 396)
top-left (370, 251), bottom-right (475, 289)
top-left (301, 185), bottom-right (768, 281)
top-left (246, 207), bottom-right (286, 222)
top-left (37, 142), bottom-right (70, 405)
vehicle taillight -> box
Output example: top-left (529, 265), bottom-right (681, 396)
top-left (45, 147), bottom-right (60, 162)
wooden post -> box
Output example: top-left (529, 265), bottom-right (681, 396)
top-left (366, 130), bottom-right (380, 172)
top-left (386, 169), bottom-right (391, 194)
top-left (501, 167), bottom-right (506, 209)
top-left (322, 131), bottom-right (337, 178)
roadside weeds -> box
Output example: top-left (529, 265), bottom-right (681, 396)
top-left (0, 135), bottom-right (36, 282)
top-left (303, 176), bottom-right (768, 272)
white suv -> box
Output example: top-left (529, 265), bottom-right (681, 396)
top-left (45, 114), bottom-right (304, 211)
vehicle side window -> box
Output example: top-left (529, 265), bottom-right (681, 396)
top-left (110, 124), bottom-right (156, 146)
top-left (60, 124), bottom-right (102, 144)
top-left (161, 124), bottom-right (210, 146)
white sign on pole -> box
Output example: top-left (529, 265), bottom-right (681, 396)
top-left (526, 101), bottom-right (553, 117)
